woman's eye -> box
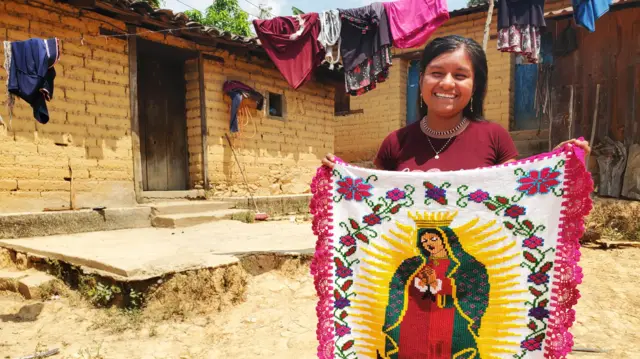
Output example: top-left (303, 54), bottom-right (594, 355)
top-left (455, 74), bottom-right (468, 80)
top-left (431, 72), bottom-right (443, 76)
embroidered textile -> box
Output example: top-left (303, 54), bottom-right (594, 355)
top-left (498, 25), bottom-right (541, 64)
top-left (310, 145), bottom-right (593, 359)
top-left (345, 46), bottom-right (392, 96)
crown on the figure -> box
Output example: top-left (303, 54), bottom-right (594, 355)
top-left (409, 211), bottom-right (458, 228)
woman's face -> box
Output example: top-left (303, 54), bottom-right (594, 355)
top-left (421, 232), bottom-right (445, 255)
top-left (420, 47), bottom-right (475, 119)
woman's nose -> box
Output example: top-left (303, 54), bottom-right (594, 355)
top-left (439, 74), bottom-right (455, 89)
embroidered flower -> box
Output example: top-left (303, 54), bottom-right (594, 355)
top-left (337, 177), bottom-right (372, 201)
top-left (340, 235), bottom-right (356, 247)
top-left (426, 187), bottom-right (447, 204)
top-left (335, 323), bottom-right (351, 337)
top-left (523, 236), bottom-right (544, 249)
top-left (528, 307), bottom-right (550, 320)
top-left (386, 188), bottom-right (406, 201)
top-left (517, 167), bottom-right (562, 195)
top-left (334, 297), bottom-right (351, 309)
top-left (528, 272), bottom-right (549, 285)
top-left (520, 338), bottom-right (542, 351)
top-left (363, 213), bottom-right (382, 226)
top-left (336, 266), bottom-right (353, 278)
top-left (505, 205), bottom-right (526, 218)
top-left (468, 190), bottom-right (489, 203)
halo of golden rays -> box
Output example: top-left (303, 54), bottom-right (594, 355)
top-left (348, 211), bottom-right (526, 359)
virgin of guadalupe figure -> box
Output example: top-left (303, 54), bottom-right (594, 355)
top-left (378, 218), bottom-right (490, 359)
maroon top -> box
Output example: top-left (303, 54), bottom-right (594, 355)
top-left (374, 120), bottom-right (519, 172)
top-left (253, 13), bottom-right (325, 89)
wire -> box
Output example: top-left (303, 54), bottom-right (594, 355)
top-left (177, 0), bottom-right (263, 19)
top-left (241, 0), bottom-right (276, 18)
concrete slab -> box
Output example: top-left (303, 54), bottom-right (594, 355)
top-left (0, 207), bottom-right (151, 239)
top-left (18, 272), bottom-right (57, 299)
top-left (149, 201), bottom-right (235, 215)
top-left (151, 209), bottom-right (250, 228)
top-left (0, 221), bottom-right (315, 281)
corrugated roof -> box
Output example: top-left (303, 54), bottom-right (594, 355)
top-left (62, 0), bottom-right (262, 49)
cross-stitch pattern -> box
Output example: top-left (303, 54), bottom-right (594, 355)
top-left (310, 145), bottom-right (593, 359)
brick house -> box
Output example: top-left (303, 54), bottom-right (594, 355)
top-left (0, 0), bottom-right (337, 213)
top-left (334, 0), bottom-right (573, 164)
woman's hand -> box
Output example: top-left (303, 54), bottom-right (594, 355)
top-left (322, 153), bottom-right (336, 169)
top-left (554, 138), bottom-right (591, 155)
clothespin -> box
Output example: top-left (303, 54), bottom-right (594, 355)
top-left (80, 35), bottom-right (85, 46)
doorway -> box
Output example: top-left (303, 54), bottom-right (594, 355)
top-left (137, 40), bottom-right (189, 191)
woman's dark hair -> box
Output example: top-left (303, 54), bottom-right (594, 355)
top-left (419, 35), bottom-right (488, 121)
top-left (417, 228), bottom-right (445, 257)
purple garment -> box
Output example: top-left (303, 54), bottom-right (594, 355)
top-left (223, 80), bottom-right (264, 110)
top-left (498, 0), bottom-right (546, 29)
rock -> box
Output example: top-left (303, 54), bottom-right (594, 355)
top-left (0, 270), bottom-right (29, 291)
top-left (18, 272), bottom-right (57, 299)
top-left (269, 184), bottom-right (282, 195)
top-left (15, 252), bottom-right (28, 269)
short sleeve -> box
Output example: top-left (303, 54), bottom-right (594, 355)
top-left (374, 133), bottom-right (398, 170)
top-left (493, 125), bottom-right (519, 163)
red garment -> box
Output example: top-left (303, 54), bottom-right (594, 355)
top-left (398, 259), bottom-right (455, 358)
top-left (253, 14), bottom-right (325, 89)
top-left (374, 120), bottom-right (519, 171)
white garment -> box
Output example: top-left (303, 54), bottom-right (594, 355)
top-left (414, 277), bottom-right (442, 294)
top-left (317, 10), bottom-right (341, 69)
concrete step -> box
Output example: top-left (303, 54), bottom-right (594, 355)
top-left (0, 269), bottom-right (57, 299)
top-left (150, 201), bottom-right (235, 216)
top-left (151, 209), bottom-right (252, 228)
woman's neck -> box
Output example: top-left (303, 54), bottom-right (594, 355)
top-left (425, 113), bottom-right (465, 132)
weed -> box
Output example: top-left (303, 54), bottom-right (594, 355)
top-left (44, 258), bottom-right (63, 279)
top-left (79, 276), bottom-right (121, 307)
top-left (231, 211), bottom-right (255, 223)
top-left (77, 341), bottom-right (105, 359)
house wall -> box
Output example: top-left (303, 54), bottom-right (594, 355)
top-left (202, 57), bottom-right (335, 197)
top-left (0, 0), bottom-right (135, 213)
top-left (0, 0), bottom-right (335, 213)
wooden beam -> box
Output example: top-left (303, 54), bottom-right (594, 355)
top-left (482, 0), bottom-right (495, 51)
top-left (127, 24), bottom-right (144, 202)
top-left (198, 53), bottom-right (210, 190)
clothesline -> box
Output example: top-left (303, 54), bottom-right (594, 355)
top-left (51, 25), bottom-right (209, 44)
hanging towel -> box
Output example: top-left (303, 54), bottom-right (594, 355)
top-left (340, 3), bottom-right (393, 96)
top-left (497, 0), bottom-right (545, 63)
top-left (253, 13), bottom-right (325, 89)
top-left (383, 0), bottom-right (450, 49)
top-left (223, 80), bottom-right (264, 133)
top-left (572, 0), bottom-right (612, 32)
top-left (318, 10), bottom-right (342, 69)
top-left (310, 144), bottom-right (594, 359)
top-left (7, 38), bottom-right (60, 124)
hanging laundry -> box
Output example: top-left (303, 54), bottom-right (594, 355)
top-left (497, 0), bottom-right (545, 63)
top-left (253, 13), bottom-right (325, 90)
top-left (383, 0), bottom-right (450, 49)
top-left (339, 3), bottom-right (393, 96)
top-left (317, 10), bottom-right (342, 69)
top-left (223, 80), bottom-right (264, 133)
top-left (6, 38), bottom-right (60, 124)
top-left (572, 0), bottom-right (612, 32)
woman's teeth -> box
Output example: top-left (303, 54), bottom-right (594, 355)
top-left (434, 93), bottom-right (456, 99)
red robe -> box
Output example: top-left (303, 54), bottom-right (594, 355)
top-left (397, 258), bottom-right (454, 359)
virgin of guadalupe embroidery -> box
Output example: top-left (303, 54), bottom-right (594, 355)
top-left (310, 145), bottom-right (593, 359)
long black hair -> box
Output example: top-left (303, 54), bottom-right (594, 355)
top-left (416, 228), bottom-right (448, 259)
top-left (419, 35), bottom-right (488, 121)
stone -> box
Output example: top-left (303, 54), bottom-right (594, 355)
top-left (18, 272), bottom-right (57, 299)
top-left (270, 184), bottom-right (282, 195)
top-left (15, 252), bottom-right (28, 269)
top-left (0, 270), bottom-right (29, 291)
top-left (281, 183), bottom-right (310, 195)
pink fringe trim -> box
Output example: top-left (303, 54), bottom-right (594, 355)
top-left (309, 145), bottom-right (592, 359)
top-left (310, 164), bottom-right (336, 359)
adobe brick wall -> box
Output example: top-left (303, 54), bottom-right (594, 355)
top-left (0, 0), bottom-right (135, 213)
top-left (0, 0), bottom-right (335, 212)
top-left (202, 57), bottom-right (335, 197)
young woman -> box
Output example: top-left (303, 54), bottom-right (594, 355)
top-left (322, 35), bottom-right (590, 170)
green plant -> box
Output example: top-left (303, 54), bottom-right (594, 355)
top-left (129, 288), bottom-right (143, 309)
top-left (184, 0), bottom-right (252, 37)
top-left (79, 276), bottom-right (121, 307)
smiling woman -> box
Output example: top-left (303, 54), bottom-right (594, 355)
top-left (322, 35), bottom-right (591, 172)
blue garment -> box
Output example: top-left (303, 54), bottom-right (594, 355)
top-left (228, 91), bottom-right (243, 133)
top-left (8, 38), bottom-right (59, 124)
top-left (572, 0), bottom-right (612, 32)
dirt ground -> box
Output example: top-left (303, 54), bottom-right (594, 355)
top-left (1, 248), bottom-right (639, 359)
